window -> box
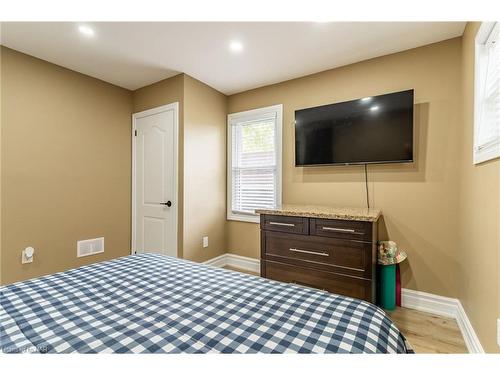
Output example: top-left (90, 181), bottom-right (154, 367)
top-left (474, 22), bottom-right (500, 164)
top-left (227, 105), bottom-right (282, 223)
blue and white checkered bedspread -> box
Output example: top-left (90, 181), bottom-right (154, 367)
top-left (1, 253), bottom-right (410, 353)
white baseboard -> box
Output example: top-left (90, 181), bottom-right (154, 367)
top-left (401, 288), bottom-right (457, 318)
top-left (203, 253), bottom-right (260, 274)
top-left (452, 299), bottom-right (485, 353)
top-left (225, 254), bottom-right (261, 274)
top-left (203, 253), bottom-right (484, 353)
top-left (203, 253), bottom-right (227, 268)
top-left (401, 288), bottom-right (484, 353)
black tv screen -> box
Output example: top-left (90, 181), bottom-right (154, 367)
top-left (295, 89), bottom-right (414, 166)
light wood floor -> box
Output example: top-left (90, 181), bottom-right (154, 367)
top-left (223, 265), bottom-right (468, 354)
top-left (387, 308), bottom-right (467, 353)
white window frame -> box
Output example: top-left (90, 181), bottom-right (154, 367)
top-left (474, 21), bottom-right (500, 165)
top-left (227, 104), bottom-right (283, 223)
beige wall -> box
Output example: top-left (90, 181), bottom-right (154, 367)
top-left (458, 23), bottom-right (500, 353)
top-left (227, 38), bottom-right (464, 298)
top-left (1, 54), bottom-right (228, 283)
top-left (133, 74), bottom-right (185, 114)
top-left (0, 47), bottom-right (133, 284)
top-left (132, 75), bottom-right (185, 256)
top-left (132, 74), bottom-right (227, 261)
top-left (183, 75), bottom-right (227, 262)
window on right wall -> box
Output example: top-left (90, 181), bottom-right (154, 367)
top-left (474, 22), bottom-right (500, 164)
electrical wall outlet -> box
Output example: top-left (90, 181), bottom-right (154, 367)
top-left (202, 236), bottom-right (209, 248)
top-left (22, 247), bottom-right (35, 264)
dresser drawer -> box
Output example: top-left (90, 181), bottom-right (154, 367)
top-left (260, 214), bottom-right (309, 235)
top-left (264, 260), bottom-right (373, 302)
top-left (263, 231), bottom-right (372, 278)
top-left (310, 218), bottom-right (372, 241)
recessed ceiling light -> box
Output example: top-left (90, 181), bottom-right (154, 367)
top-left (78, 25), bottom-right (95, 37)
top-left (229, 40), bottom-right (244, 53)
top-left (370, 106), bottom-right (379, 111)
top-left (361, 97), bottom-right (372, 102)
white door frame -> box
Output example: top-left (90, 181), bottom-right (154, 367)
top-left (131, 102), bottom-right (179, 256)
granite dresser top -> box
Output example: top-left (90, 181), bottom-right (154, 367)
top-left (255, 204), bottom-right (381, 222)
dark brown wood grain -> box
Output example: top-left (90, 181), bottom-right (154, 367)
top-left (264, 260), bottom-right (373, 301)
top-left (260, 214), bottom-right (309, 235)
top-left (264, 231), bottom-right (371, 278)
top-left (310, 218), bottom-right (372, 241)
top-left (260, 213), bottom-right (378, 304)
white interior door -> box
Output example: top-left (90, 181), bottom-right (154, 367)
top-left (133, 103), bottom-right (178, 257)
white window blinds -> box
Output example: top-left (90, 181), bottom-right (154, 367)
top-left (228, 105), bottom-right (282, 222)
top-left (474, 22), bottom-right (500, 164)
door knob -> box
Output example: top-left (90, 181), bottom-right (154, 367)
top-left (161, 201), bottom-right (172, 207)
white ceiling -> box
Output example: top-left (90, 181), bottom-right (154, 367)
top-left (0, 22), bottom-right (465, 95)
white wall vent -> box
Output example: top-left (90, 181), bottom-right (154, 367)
top-left (77, 237), bottom-right (104, 257)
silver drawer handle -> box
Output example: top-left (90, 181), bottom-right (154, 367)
top-left (322, 226), bottom-right (356, 233)
top-left (290, 248), bottom-right (329, 257)
top-left (269, 221), bottom-right (295, 227)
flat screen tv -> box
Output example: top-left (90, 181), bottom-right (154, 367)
top-left (295, 89), bottom-right (414, 166)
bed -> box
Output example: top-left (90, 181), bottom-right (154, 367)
top-left (0, 253), bottom-right (411, 353)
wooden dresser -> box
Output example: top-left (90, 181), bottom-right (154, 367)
top-left (256, 205), bottom-right (380, 304)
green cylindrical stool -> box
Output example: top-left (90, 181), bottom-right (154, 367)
top-left (379, 264), bottom-right (396, 310)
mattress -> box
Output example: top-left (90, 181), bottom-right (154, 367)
top-left (0, 253), bottom-right (411, 353)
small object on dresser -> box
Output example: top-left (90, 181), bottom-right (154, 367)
top-left (378, 240), bottom-right (407, 265)
top-left (378, 241), bottom-right (407, 311)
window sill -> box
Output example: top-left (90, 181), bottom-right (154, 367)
top-left (227, 213), bottom-right (260, 224)
top-left (474, 140), bottom-right (500, 165)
